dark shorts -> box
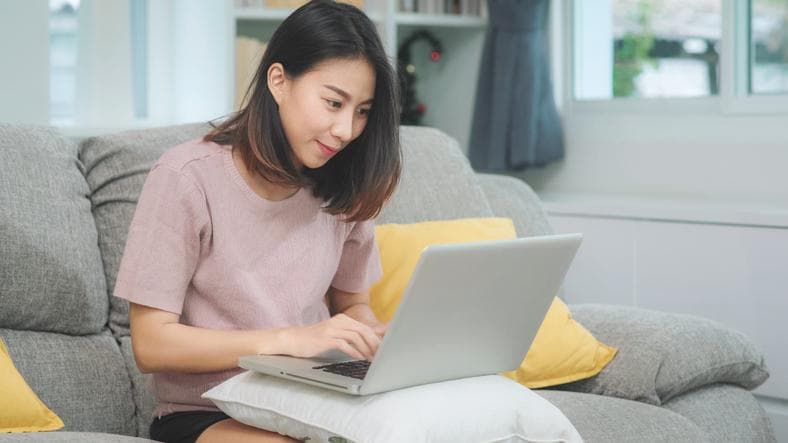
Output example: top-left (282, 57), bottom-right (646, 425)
top-left (149, 410), bottom-right (231, 443)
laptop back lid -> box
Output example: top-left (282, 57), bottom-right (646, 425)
top-left (359, 233), bottom-right (582, 395)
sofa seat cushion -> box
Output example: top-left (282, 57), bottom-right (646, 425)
top-left (0, 432), bottom-right (155, 442)
top-left (78, 123), bottom-right (211, 337)
top-left (0, 339), bottom-right (63, 432)
top-left (0, 124), bottom-right (108, 335)
top-left (118, 336), bottom-right (156, 439)
top-left (560, 304), bottom-right (769, 405)
top-left (663, 383), bottom-right (776, 443)
top-left (0, 329), bottom-right (136, 436)
top-left (537, 389), bottom-right (709, 443)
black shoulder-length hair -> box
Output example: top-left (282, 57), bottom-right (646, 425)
top-left (205, 0), bottom-right (401, 222)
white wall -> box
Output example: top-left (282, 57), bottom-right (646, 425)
top-left (75, 0), bottom-right (134, 126)
top-left (170, 0), bottom-right (233, 123)
top-left (0, 0), bottom-right (50, 124)
top-left (518, 111), bottom-right (788, 208)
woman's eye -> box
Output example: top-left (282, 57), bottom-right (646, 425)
top-left (325, 99), bottom-right (342, 109)
top-left (358, 108), bottom-right (370, 116)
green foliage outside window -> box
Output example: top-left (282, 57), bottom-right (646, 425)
top-left (613, 0), bottom-right (658, 97)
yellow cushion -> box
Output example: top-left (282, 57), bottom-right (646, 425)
top-left (370, 217), bottom-right (617, 389)
top-left (0, 338), bottom-right (64, 433)
top-left (501, 296), bottom-right (618, 388)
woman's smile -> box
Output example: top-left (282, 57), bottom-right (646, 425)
top-left (316, 140), bottom-right (339, 157)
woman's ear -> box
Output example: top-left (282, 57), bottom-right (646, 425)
top-left (267, 62), bottom-right (287, 105)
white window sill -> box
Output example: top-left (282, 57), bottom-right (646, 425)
top-left (540, 193), bottom-right (788, 229)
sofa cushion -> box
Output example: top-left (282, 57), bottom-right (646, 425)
top-left (204, 371), bottom-right (583, 443)
top-left (503, 297), bottom-right (617, 389)
top-left (370, 217), bottom-right (518, 321)
top-left (0, 329), bottom-right (136, 436)
top-left (119, 336), bottom-right (156, 439)
top-left (663, 383), bottom-right (776, 443)
top-left (559, 304), bottom-right (769, 405)
top-left (0, 124), bottom-right (108, 335)
top-left (370, 217), bottom-right (617, 389)
top-left (537, 389), bottom-right (709, 443)
top-left (0, 433), bottom-right (155, 442)
top-left (0, 338), bottom-right (64, 432)
top-left (476, 173), bottom-right (554, 237)
top-left (78, 123), bottom-right (212, 337)
top-left (377, 126), bottom-right (494, 224)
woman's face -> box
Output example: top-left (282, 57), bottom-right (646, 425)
top-left (269, 57), bottom-right (376, 170)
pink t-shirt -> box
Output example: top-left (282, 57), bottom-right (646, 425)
top-left (113, 139), bottom-right (382, 416)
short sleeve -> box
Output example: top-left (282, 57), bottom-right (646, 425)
top-left (331, 219), bottom-right (383, 293)
top-left (113, 164), bottom-right (209, 315)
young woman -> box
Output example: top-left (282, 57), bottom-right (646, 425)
top-left (113, 1), bottom-right (401, 442)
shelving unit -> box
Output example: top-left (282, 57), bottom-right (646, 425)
top-left (394, 12), bottom-right (486, 28)
top-left (230, 0), bottom-right (487, 153)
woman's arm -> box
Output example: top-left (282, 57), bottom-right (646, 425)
top-left (130, 301), bottom-right (384, 374)
top-left (129, 303), bottom-right (287, 374)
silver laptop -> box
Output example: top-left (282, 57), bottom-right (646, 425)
top-left (239, 233), bottom-right (583, 395)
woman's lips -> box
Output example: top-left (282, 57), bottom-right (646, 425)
top-left (316, 140), bottom-right (338, 157)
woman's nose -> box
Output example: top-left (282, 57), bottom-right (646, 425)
top-left (330, 110), bottom-right (354, 142)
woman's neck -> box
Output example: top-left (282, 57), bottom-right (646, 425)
top-left (232, 148), bottom-right (300, 202)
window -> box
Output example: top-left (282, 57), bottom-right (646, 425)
top-left (575, 0), bottom-right (722, 100)
top-left (48, 0), bottom-right (149, 126)
top-left (49, 0), bottom-right (79, 125)
top-left (570, 0), bottom-right (788, 108)
top-left (750, 0), bottom-right (788, 94)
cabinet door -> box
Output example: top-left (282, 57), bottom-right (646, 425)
top-left (549, 215), bottom-right (636, 306)
top-left (634, 221), bottom-right (788, 400)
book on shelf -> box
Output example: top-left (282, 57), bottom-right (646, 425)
top-left (253, 0), bottom-right (364, 9)
top-left (235, 0), bottom-right (263, 7)
top-left (235, 36), bottom-right (268, 110)
top-left (399, 0), bottom-right (485, 16)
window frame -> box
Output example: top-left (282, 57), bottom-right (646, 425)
top-left (553, 0), bottom-right (788, 116)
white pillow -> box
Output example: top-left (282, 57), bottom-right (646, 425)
top-left (202, 371), bottom-right (582, 443)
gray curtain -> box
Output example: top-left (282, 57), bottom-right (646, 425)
top-left (469, 0), bottom-right (564, 171)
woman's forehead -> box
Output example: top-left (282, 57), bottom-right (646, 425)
top-left (299, 58), bottom-right (375, 96)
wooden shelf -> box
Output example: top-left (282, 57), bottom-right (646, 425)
top-left (233, 7), bottom-right (382, 23)
top-left (395, 12), bottom-right (486, 28)
top-left (234, 8), bottom-right (291, 21)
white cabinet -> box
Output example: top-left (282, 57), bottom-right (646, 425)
top-left (230, 0), bottom-right (487, 152)
top-left (545, 197), bottom-right (788, 441)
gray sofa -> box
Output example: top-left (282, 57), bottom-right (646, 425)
top-left (0, 122), bottom-right (776, 442)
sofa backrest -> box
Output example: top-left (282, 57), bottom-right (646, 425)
top-left (79, 123), bottom-right (502, 340)
top-left (0, 123), bottom-right (136, 436)
top-left (0, 124), bottom-right (108, 335)
top-left (476, 173), bottom-right (553, 237)
top-left (79, 122), bottom-right (213, 339)
top-left (78, 122), bottom-right (212, 437)
top-left (377, 126), bottom-right (495, 224)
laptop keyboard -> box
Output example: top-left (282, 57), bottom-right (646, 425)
top-left (313, 360), bottom-right (370, 380)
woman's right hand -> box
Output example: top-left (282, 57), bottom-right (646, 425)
top-left (281, 313), bottom-right (383, 361)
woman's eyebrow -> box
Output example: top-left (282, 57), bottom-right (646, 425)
top-left (323, 84), bottom-right (373, 105)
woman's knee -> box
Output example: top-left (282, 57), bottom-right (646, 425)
top-left (197, 419), bottom-right (299, 443)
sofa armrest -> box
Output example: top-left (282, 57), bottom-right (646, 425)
top-left (476, 173), bottom-right (552, 237)
top-left (557, 304), bottom-right (769, 406)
